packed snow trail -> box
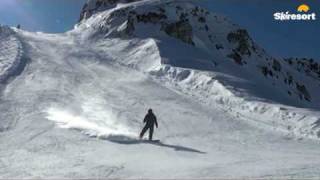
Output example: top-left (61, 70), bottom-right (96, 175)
top-left (1, 0), bottom-right (320, 178)
top-left (0, 27), bottom-right (319, 179)
top-left (0, 27), bottom-right (23, 84)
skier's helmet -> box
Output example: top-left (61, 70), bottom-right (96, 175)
top-left (148, 109), bottom-right (153, 113)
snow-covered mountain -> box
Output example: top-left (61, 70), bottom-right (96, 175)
top-left (1, 0), bottom-right (320, 178)
top-left (76, 0), bottom-right (320, 137)
top-left (79, 0), bottom-right (320, 105)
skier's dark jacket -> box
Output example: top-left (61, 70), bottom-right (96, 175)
top-left (144, 112), bottom-right (158, 127)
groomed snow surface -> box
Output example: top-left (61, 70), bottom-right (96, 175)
top-left (0, 26), bottom-right (23, 83)
top-left (0, 27), bottom-right (318, 179)
top-left (1, 0), bottom-right (320, 178)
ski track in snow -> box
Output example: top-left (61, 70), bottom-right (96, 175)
top-left (0, 27), bottom-right (27, 132)
top-left (1, 3), bottom-right (320, 176)
top-left (0, 27), bottom-right (318, 179)
top-left (0, 27), bottom-right (24, 84)
top-left (76, 0), bottom-right (320, 140)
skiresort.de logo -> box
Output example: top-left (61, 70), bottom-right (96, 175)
top-left (274, 4), bottom-right (316, 21)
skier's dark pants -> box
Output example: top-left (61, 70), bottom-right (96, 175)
top-left (140, 125), bottom-right (154, 140)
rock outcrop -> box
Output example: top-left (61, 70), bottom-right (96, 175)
top-left (80, 0), bottom-right (141, 21)
top-left (77, 0), bottom-right (320, 105)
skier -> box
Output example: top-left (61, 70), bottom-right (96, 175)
top-left (139, 109), bottom-right (158, 141)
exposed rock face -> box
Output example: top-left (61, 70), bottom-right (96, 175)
top-left (78, 0), bottom-right (319, 104)
top-left (133, 7), bottom-right (194, 45)
top-left (102, 4), bottom-right (196, 45)
top-left (226, 29), bottom-right (253, 65)
top-left (227, 51), bottom-right (243, 65)
top-left (79, 0), bottom-right (140, 21)
top-left (272, 59), bottom-right (281, 72)
top-left (225, 28), bottom-right (315, 103)
top-left (163, 20), bottom-right (194, 45)
top-left (227, 29), bottom-right (252, 56)
top-left (136, 12), bottom-right (167, 24)
top-left (296, 83), bottom-right (311, 101)
top-left (284, 57), bottom-right (320, 80)
top-left (258, 58), bottom-right (314, 102)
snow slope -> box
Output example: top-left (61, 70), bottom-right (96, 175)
top-left (0, 26), bottom-right (23, 83)
top-left (76, 0), bottom-right (320, 139)
top-left (1, 0), bottom-right (320, 178)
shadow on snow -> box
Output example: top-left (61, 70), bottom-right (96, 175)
top-left (100, 134), bottom-right (206, 154)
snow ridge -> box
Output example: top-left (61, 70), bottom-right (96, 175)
top-left (0, 26), bottom-right (24, 84)
top-left (75, 0), bottom-right (320, 139)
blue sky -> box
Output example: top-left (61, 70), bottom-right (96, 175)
top-left (0, 0), bottom-right (319, 59)
top-left (0, 0), bottom-right (86, 33)
top-left (200, 0), bottom-right (320, 59)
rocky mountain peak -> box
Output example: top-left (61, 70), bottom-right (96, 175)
top-left (79, 0), bottom-right (142, 21)
top-left (76, 0), bottom-right (320, 106)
